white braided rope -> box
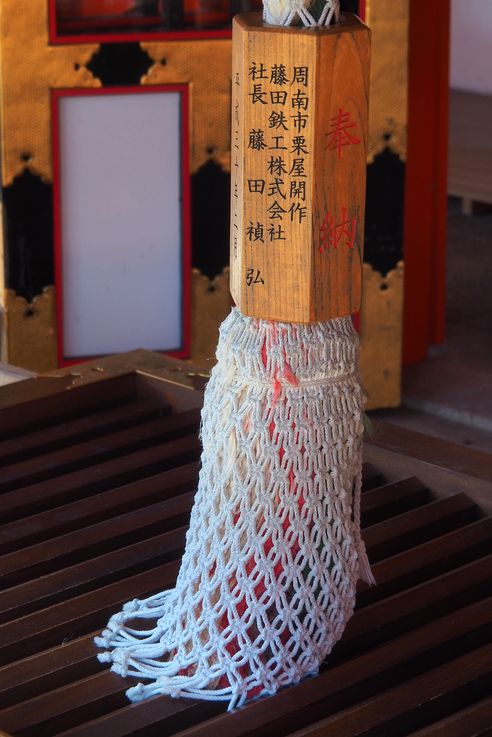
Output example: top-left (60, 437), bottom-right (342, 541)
top-left (263, 0), bottom-right (340, 27)
top-left (96, 308), bottom-right (375, 710)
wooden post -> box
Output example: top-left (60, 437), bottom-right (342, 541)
top-left (230, 12), bottom-right (370, 323)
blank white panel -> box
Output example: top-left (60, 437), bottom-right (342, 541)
top-left (59, 91), bottom-right (183, 358)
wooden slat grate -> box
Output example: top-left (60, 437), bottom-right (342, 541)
top-left (0, 370), bottom-right (490, 737)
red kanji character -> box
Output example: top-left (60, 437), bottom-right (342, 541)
top-left (319, 208), bottom-right (357, 252)
top-left (325, 108), bottom-right (360, 159)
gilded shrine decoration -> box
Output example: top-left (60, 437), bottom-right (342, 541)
top-left (0, 0), bottom-right (233, 370)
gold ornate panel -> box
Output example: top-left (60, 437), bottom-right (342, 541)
top-left (191, 268), bottom-right (231, 366)
top-left (0, 2), bottom-right (100, 186)
top-left (360, 262), bottom-right (404, 409)
top-left (142, 40), bottom-right (232, 175)
top-left (366, 0), bottom-right (408, 162)
top-left (0, 1), bottom-right (233, 370)
top-left (5, 287), bottom-right (58, 373)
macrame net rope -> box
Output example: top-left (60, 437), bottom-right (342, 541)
top-left (96, 308), bottom-right (375, 710)
top-left (263, 0), bottom-right (340, 27)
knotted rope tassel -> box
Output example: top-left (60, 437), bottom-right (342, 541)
top-left (96, 309), bottom-right (375, 709)
top-left (263, 0), bottom-right (340, 27)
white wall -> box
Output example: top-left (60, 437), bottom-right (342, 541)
top-left (58, 92), bottom-right (184, 359)
top-left (450, 0), bottom-right (492, 94)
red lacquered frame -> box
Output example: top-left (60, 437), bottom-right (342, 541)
top-left (403, 0), bottom-right (450, 363)
top-left (48, 0), bottom-right (232, 44)
top-left (52, 84), bottom-right (191, 367)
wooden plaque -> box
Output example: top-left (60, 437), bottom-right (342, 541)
top-left (230, 12), bottom-right (371, 323)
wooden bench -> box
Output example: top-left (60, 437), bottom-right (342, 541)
top-left (0, 350), bottom-right (490, 736)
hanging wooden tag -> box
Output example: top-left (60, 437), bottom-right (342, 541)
top-left (230, 11), bottom-right (371, 323)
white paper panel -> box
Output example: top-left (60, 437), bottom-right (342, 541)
top-left (58, 91), bottom-right (183, 358)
